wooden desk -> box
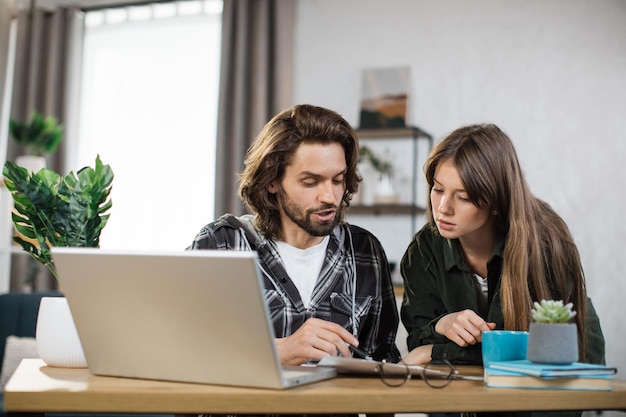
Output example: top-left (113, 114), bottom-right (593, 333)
top-left (4, 359), bottom-right (626, 415)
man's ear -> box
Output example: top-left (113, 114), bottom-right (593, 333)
top-left (268, 181), bottom-right (278, 193)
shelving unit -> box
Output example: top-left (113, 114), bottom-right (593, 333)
top-left (350, 126), bottom-right (433, 234)
top-left (347, 203), bottom-right (417, 215)
top-left (345, 125), bottom-right (434, 285)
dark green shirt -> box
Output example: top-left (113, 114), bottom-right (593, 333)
top-left (400, 224), bottom-right (605, 365)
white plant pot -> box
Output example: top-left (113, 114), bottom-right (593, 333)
top-left (36, 297), bottom-right (88, 368)
top-left (357, 162), bottom-right (376, 205)
top-left (15, 155), bottom-right (46, 173)
top-left (526, 322), bottom-right (578, 365)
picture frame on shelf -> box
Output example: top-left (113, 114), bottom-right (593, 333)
top-left (358, 66), bottom-right (410, 130)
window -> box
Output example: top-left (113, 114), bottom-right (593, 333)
top-left (75, 0), bottom-right (222, 251)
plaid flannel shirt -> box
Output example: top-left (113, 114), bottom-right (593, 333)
top-left (189, 214), bottom-right (401, 362)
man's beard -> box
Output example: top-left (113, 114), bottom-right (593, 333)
top-left (277, 185), bottom-right (341, 237)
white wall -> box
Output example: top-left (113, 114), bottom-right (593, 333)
top-left (293, 0), bottom-right (626, 400)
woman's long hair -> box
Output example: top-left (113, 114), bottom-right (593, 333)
top-left (238, 104), bottom-right (361, 240)
top-left (424, 124), bottom-right (588, 360)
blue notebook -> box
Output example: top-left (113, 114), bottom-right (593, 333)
top-left (488, 359), bottom-right (617, 378)
top-left (484, 367), bottom-right (613, 391)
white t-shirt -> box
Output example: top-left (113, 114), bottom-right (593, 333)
top-left (275, 236), bottom-right (330, 308)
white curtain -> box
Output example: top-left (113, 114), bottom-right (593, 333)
top-left (75, 1), bottom-right (222, 251)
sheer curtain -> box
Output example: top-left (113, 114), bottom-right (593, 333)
top-left (75, 1), bottom-right (222, 251)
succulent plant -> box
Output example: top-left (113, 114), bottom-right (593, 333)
top-left (531, 299), bottom-right (577, 324)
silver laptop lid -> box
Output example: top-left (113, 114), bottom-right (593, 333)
top-left (51, 248), bottom-right (297, 388)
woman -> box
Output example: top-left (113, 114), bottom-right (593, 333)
top-left (400, 123), bottom-right (605, 366)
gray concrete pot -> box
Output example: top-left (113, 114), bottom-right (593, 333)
top-left (526, 322), bottom-right (578, 364)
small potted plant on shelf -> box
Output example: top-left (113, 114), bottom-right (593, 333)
top-left (526, 299), bottom-right (578, 365)
top-left (357, 145), bottom-right (398, 205)
top-left (2, 155), bottom-right (113, 368)
top-left (8, 111), bottom-right (63, 172)
top-left (359, 145), bottom-right (394, 176)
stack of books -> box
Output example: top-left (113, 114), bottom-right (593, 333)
top-left (484, 359), bottom-right (618, 391)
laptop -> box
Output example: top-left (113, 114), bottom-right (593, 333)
top-left (50, 247), bottom-right (336, 389)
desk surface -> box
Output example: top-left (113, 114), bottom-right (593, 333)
top-left (5, 359), bottom-right (626, 414)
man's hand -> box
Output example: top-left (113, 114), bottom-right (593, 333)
top-left (275, 318), bottom-right (359, 365)
top-left (435, 309), bottom-right (496, 347)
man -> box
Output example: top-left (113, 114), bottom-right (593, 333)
top-left (189, 104), bottom-right (400, 365)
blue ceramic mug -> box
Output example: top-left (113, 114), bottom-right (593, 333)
top-left (481, 330), bottom-right (529, 366)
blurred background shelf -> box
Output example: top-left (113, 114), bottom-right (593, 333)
top-left (348, 204), bottom-right (426, 216)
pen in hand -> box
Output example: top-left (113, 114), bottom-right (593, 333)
top-left (348, 344), bottom-right (373, 361)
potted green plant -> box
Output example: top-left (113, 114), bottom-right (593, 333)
top-left (526, 299), bottom-right (579, 365)
top-left (357, 146), bottom-right (398, 205)
top-left (359, 145), bottom-right (394, 176)
top-left (2, 155), bottom-right (113, 280)
top-left (8, 111), bottom-right (63, 172)
top-left (2, 155), bottom-right (113, 368)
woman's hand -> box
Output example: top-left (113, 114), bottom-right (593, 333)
top-left (275, 318), bottom-right (358, 365)
top-left (435, 309), bottom-right (496, 347)
top-left (403, 344), bottom-right (434, 365)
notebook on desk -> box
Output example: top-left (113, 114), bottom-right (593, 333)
top-left (50, 247), bottom-right (336, 389)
